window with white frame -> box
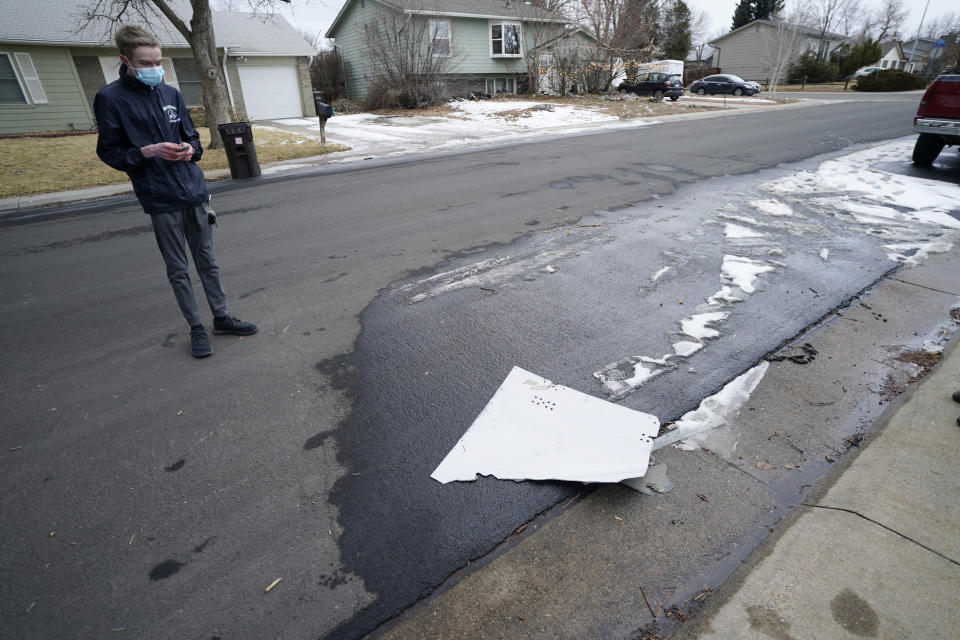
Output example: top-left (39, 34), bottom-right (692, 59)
top-left (485, 77), bottom-right (516, 94)
top-left (0, 53), bottom-right (27, 104)
top-left (490, 22), bottom-right (521, 57)
top-left (430, 20), bottom-right (451, 56)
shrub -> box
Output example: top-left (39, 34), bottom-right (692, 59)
top-left (787, 52), bottom-right (839, 83)
top-left (855, 69), bottom-right (928, 91)
top-left (361, 77), bottom-right (449, 110)
top-left (310, 50), bottom-right (346, 100)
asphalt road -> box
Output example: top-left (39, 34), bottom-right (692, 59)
top-left (0, 98), bottom-right (937, 640)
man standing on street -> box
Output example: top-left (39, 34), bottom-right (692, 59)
top-left (94, 24), bottom-right (256, 358)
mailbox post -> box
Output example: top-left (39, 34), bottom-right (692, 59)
top-left (312, 91), bottom-right (334, 146)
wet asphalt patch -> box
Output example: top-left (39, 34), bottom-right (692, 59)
top-left (315, 146), bottom-right (915, 639)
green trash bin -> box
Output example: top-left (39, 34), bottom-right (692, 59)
top-left (217, 121), bottom-right (261, 179)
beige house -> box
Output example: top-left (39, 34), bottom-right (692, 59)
top-left (709, 19), bottom-right (846, 82)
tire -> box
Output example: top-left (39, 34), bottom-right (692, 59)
top-left (696, 87), bottom-right (706, 95)
top-left (653, 90), bottom-right (664, 101)
top-left (669, 96), bottom-right (679, 101)
top-left (912, 133), bottom-right (944, 166)
top-left (733, 88), bottom-right (744, 96)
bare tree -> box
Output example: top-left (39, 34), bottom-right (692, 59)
top-left (688, 5), bottom-right (708, 44)
top-left (762, 3), bottom-right (812, 97)
top-left (810, 0), bottom-right (854, 59)
top-left (574, 0), bottom-right (658, 52)
top-left (834, 0), bottom-right (862, 38)
top-left (923, 13), bottom-right (960, 38)
top-left (80, 0), bottom-right (291, 148)
top-left (362, 5), bottom-right (464, 108)
top-left (574, 0), bottom-right (620, 44)
top-left (861, 0), bottom-right (908, 42)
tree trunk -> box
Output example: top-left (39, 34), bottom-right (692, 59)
top-left (188, 0), bottom-right (230, 149)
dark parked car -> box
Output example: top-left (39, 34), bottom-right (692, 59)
top-left (689, 74), bottom-right (758, 96)
top-left (911, 67), bottom-right (960, 166)
top-left (618, 72), bottom-right (684, 101)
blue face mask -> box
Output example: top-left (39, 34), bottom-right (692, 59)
top-left (128, 62), bottom-right (165, 87)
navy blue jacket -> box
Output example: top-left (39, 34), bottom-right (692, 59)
top-left (95, 67), bottom-right (208, 214)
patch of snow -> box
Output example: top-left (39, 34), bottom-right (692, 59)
top-left (725, 223), bottom-right (767, 239)
top-left (749, 199), bottom-right (794, 217)
top-left (820, 248), bottom-right (830, 261)
top-left (259, 163), bottom-right (315, 175)
top-left (705, 286), bottom-right (744, 306)
top-left (718, 213), bottom-right (762, 226)
top-left (651, 266), bottom-right (671, 282)
top-left (721, 255), bottom-right (775, 293)
top-left (652, 362), bottom-right (768, 452)
top-left (672, 341), bottom-right (703, 357)
top-left (922, 340), bottom-right (944, 354)
top-left (680, 312), bottom-right (729, 340)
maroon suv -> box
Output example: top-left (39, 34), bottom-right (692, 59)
top-left (912, 68), bottom-right (960, 166)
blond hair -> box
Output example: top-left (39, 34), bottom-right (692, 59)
top-left (114, 24), bottom-right (160, 58)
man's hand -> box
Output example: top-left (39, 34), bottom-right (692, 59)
top-left (140, 142), bottom-right (194, 161)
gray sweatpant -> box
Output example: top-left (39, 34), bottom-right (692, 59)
top-left (151, 205), bottom-right (227, 328)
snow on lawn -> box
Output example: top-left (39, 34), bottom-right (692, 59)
top-left (449, 99), bottom-right (620, 128)
top-left (268, 100), bottom-right (635, 158)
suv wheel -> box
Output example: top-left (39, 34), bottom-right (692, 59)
top-left (697, 87), bottom-right (706, 95)
top-left (912, 133), bottom-right (945, 166)
top-left (653, 90), bottom-right (664, 101)
top-left (733, 88), bottom-right (744, 96)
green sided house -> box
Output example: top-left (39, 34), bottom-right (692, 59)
top-left (0, 0), bottom-right (316, 135)
top-left (325, 0), bottom-right (594, 99)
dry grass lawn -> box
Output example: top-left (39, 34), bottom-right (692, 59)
top-left (0, 127), bottom-right (348, 199)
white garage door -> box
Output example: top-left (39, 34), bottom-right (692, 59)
top-left (237, 65), bottom-right (303, 120)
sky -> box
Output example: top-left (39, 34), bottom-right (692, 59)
top-left (262, 0), bottom-right (957, 47)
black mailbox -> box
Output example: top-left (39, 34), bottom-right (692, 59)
top-left (312, 91), bottom-right (334, 119)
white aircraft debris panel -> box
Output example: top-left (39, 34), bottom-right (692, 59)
top-left (431, 366), bottom-right (660, 484)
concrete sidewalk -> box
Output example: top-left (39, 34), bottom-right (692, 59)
top-left (679, 334), bottom-right (960, 639)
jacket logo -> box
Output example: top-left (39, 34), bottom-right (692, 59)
top-left (163, 105), bottom-right (180, 123)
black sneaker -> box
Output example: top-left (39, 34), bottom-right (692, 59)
top-left (190, 325), bottom-right (212, 358)
top-left (213, 315), bottom-right (258, 336)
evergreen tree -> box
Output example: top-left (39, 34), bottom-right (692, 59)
top-left (661, 0), bottom-right (692, 60)
top-left (732, 0), bottom-right (785, 31)
top-left (837, 39), bottom-right (883, 77)
top-left (732, 0), bottom-right (754, 30)
top-left (753, 0), bottom-right (785, 21)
